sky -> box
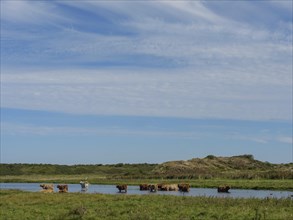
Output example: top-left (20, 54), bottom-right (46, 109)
top-left (0, 0), bottom-right (292, 165)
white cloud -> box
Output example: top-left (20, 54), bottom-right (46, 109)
top-left (1, 122), bottom-right (202, 139)
top-left (2, 67), bottom-right (292, 121)
top-left (0, 1), bottom-right (67, 25)
top-left (228, 133), bottom-right (293, 145)
top-left (1, 1), bottom-right (292, 121)
top-left (277, 136), bottom-right (293, 144)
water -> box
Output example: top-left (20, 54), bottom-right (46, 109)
top-left (1, 183), bottom-right (292, 199)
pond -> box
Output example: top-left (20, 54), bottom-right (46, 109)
top-left (1, 183), bottom-right (292, 199)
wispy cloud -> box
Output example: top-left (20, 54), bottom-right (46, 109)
top-left (2, 120), bottom-right (291, 147)
top-left (2, 66), bottom-right (292, 121)
top-left (1, 1), bottom-right (292, 121)
top-left (1, 122), bottom-right (201, 139)
top-left (277, 136), bottom-right (293, 144)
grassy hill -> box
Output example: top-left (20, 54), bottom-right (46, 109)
top-left (1, 155), bottom-right (292, 180)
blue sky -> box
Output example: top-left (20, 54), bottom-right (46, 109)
top-left (1, 0), bottom-right (292, 164)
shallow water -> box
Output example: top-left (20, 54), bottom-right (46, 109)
top-left (1, 183), bottom-right (292, 199)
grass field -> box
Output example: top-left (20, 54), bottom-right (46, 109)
top-left (1, 174), bottom-right (293, 191)
top-left (0, 190), bottom-right (292, 220)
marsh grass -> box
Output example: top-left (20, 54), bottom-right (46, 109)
top-left (0, 190), bottom-right (292, 220)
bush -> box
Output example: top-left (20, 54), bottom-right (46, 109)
top-left (206, 155), bottom-right (216, 159)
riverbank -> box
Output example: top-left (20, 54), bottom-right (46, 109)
top-left (1, 175), bottom-right (293, 191)
top-left (1, 189), bottom-right (292, 220)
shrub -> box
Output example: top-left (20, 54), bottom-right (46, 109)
top-left (206, 155), bottom-right (216, 159)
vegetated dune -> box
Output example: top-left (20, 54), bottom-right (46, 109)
top-left (151, 155), bottom-right (293, 179)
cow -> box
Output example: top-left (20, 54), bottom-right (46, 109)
top-left (116, 184), bottom-right (127, 193)
top-left (157, 183), bottom-right (163, 190)
top-left (139, 184), bottom-right (149, 191)
top-left (159, 184), bottom-right (178, 191)
top-left (148, 184), bottom-right (158, 192)
top-left (168, 184), bottom-right (179, 191)
top-left (57, 184), bottom-right (68, 193)
top-left (40, 184), bottom-right (54, 193)
top-left (217, 185), bottom-right (231, 193)
top-left (159, 184), bottom-right (168, 191)
top-left (178, 183), bottom-right (190, 192)
top-left (80, 181), bottom-right (89, 191)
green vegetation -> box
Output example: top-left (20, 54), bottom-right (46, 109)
top-left (153, 155), bottom-right (293, 179)
top-left (1, 189), bottom-right (292, 220)
top-left (1, 155), bottom-right (292, 180)
top-left (1, 155), bottom-right (292, 190)
top-left (0, 163), bottom-right (157, 177)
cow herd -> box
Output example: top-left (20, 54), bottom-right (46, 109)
top-left (118, 183), bottom-right (230, 193)
top-left (40, 183), bottom-right (69, 193)
top-left (136, 183), bottom-right (191, 192)
top-left (40, 180), bottom-right (89, 193)
top-left (40, 181), bottom-right (231, 193)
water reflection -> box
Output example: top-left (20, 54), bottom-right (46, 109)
top-left (0, 183), bottom-right (292, 199)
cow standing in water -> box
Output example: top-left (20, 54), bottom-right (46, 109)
top-left (159, 184), bottom-right (179, 191)
top-left (40, 184), bottom-right (54, 193)
top-left (149, 184), bottom-right (158, 192)
top-left (178, 183), bottom-right (190, 192)
top-left (80, 181), bottom-right (89, 191)
top-left (139, 184), bottom-right (149, 191)
top-left (217, 185), bottom-right (231, 193)
top-left (57, 184), bottom-right (68, 193)
top-left (116, 184), bottom-right (127, 193)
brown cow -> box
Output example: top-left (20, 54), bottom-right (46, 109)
top-left (178, 183), bottom-right (190, 192)
top-left (57, 184), bottom-right (68, 193)
top-left (139, 184), bottom-right (149, 191)
top-left (217, 185), bottom-right (230, 193)
top-left (159, 184), bottom-right (178, 191)
top-left (40, 184), bottom-right (54, 193)
top-left (148, 184), bottom-right (158, 192)
top-left (116, 184), bottom-right (127, 193)
top-left (168, 184), bottom-right (179, 191)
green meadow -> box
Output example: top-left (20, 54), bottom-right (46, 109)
top-left (1, 190), bottom-right (292, 220)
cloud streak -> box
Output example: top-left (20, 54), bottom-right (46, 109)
top-left (2, 120), bottom-right (291, 147)
top-left (2, 66), bottom-right (292, 121)
top-left (1, 1), bottom-right (292, 121)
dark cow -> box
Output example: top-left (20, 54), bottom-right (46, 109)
top-left (157, 183), bottom-right (163, 190)
top-left (116, 184), bottom-right (127, 193)
top-left (178, 183), bottom-right (190, 192)
top-left (217, 185), bottom-right (230, 193)
top-left (139, 184), bottom-right (149, 191)
top-left (40, 184), bottom-right (54, 193)
top-left (57, 184), bottom-right (68, 193)
top-left (148, 184), bottom-right (158, 192)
